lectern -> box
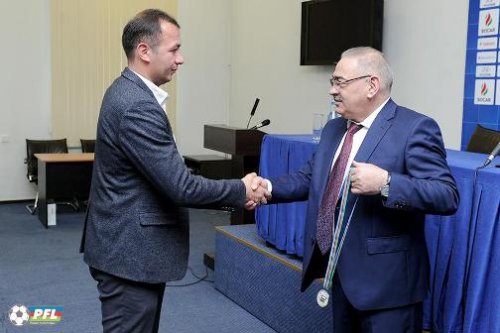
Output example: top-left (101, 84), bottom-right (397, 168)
top-left (204, 125), bottom-right (266, 224)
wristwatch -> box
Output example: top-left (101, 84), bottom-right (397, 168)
top-left (380, 172), bottom-right (391, 198)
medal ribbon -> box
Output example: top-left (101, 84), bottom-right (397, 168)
top-left (322, 177), bottom-right (358, 291)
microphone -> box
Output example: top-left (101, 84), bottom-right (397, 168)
top-left (249, 119), bottom-right (270, 130)
top-left (483, 140), bottom-right (500, 166)
top-left (246, 98), bottom-right (260, 129)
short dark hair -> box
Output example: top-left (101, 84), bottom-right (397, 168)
top-left (122, 9), bottom-right (179, 59)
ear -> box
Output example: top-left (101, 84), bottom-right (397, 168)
top-left (136, 42), bottom-right (151, 64)
top-left (367, 76), bottom-right (380, 99)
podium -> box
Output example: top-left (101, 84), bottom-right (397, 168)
top-left (204, 124), bottom-right (266, 224)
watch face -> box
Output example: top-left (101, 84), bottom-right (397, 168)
top-left (381, 185), bottom-right (389, 197)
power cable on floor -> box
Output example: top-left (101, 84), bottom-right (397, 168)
top-left (166, 265), bottom-right (214, 287)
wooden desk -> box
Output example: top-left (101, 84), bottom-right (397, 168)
top-left (183, 154), bottom-right (232, 179)
top-left (35, 153), bottom-right (94, 228)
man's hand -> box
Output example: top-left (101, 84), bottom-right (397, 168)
top-left (241, 173), bottom-right (271, 210)
top-left (249, 176), bottom-right (272, 207)
top-left (350, 161), bottom-right (388, 195)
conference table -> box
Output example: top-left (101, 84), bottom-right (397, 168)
top-left (35, 153), bottom-right (94, 228)
top-left (256, 134), bottom-right (499, 333)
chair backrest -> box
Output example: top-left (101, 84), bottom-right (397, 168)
top-left (80, 139), bottom-right (96, 153)
top-left (25, 139), bottom-right (68, 183)
top-left (466, 124), bottom-right (500, 154)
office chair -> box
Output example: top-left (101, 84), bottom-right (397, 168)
top-left (80, 139), bottom-right (96, 153)
top-left (25, 139), bottom-right (69, 214)
top-left (79, 139), bottom-right (96, 208)
top-left (466, 124), bottom-right (500, 154)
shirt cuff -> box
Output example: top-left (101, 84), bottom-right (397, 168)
top-left (265, 178), bottom-right (273, 193)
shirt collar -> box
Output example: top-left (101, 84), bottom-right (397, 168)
top-left (131, 69), bottom-right (169, 107)
top-left (348, 97), bottom-right (390, 130)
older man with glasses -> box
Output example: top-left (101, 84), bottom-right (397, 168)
top-left (253, 46), bottom-right (459, 332)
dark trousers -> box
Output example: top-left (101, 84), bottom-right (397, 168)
top-left (89, 267), bottom-right (166, 333)
top-left (330, 273), bottom-right (423, 333)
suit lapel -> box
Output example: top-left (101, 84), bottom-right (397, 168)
top-left (122, 67), bottom-right (156, 100)
top-left (121, 67), bottom-right (171, 131)
top-left (345, 99), bottom-right (397, 217)
top-left (354, 99), bottom-right (397, 163)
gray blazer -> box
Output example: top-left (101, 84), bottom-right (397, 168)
top-left (81, 68), bottom-right (245, 283)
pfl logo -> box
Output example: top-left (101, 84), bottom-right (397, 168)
top-left (7, 304), bottom-right (63, 326)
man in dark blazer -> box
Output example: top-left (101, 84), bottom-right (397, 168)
top-left (80, 9), bottom-right (266, 333)
top-left (255, 47), bottom-right (459, 332)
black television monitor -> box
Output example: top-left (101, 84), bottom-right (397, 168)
top-left (300, 0), bottom-right (384, 66)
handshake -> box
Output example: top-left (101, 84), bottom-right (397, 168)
top-left (241, 172), bottom-right (272, 210)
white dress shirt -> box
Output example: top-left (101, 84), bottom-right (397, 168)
top-left (131, 69), bottom-right (169, 110)
top-left (332, 98), bottom-right (389, 182)
top-left (131, 69), bottom-right (177, 142)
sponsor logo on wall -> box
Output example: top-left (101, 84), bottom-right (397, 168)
top-left (478, 36), bottom-right (498, 49)
top-left (476, 65), bottom-right (496, 77)
top-left (479, 9), bottom-right (499, 36)
top-left (475, 79), bottom-right (495, 104)
top-left (481, 0), bottom-right (500, 9)
top-left (474, 5), bottom-right (500, 104)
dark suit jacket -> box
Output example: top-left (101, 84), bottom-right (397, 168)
top-left (81, 68), bottom-right (245, 283)
top-left (270, 99), bottom-right (459, 310)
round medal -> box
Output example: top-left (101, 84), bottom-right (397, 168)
top-left (316, 289), bottom-right (329, 308)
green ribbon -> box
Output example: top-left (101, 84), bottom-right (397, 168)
top-left (322, 177), bottom-right (358, 291)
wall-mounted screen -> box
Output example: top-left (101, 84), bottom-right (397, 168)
top-left (301, 0), bottom-right (384, 66)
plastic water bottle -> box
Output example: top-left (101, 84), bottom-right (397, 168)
top-left (327, 99), bottom-right (336, 121)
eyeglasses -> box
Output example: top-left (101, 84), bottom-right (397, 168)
top-left (329, 75), bottom-right (371, 87)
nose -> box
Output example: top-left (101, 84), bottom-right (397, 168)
top-left (329, 84), bottom-right (339, 96)
top-left (176, 52), bottom-right (184, 65)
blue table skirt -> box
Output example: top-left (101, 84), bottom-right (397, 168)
top-left (256, 135), bottom-right (317, 257)
top-left (256, 134), bottom-right (500, 333)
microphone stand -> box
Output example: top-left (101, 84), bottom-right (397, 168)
top-left (246, 98), bottom-right (260, 129)
top-left (246, 115), bottom-right (253, 129)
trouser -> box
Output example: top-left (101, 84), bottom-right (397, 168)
top-left (330, 274), bottom-right (423, 333)
top-left (90, 267), bottom-right (166, 333)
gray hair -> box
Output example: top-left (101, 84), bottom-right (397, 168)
top-left (341, 47), bottom-right (393, 92)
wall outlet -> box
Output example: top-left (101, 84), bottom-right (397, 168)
top-left (0, 135), bottom-right (9, 143)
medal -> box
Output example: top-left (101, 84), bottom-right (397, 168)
top-left (316, 180), bottom-right (359, 308)
top-left (316, 289), bottom-right (330, 308)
